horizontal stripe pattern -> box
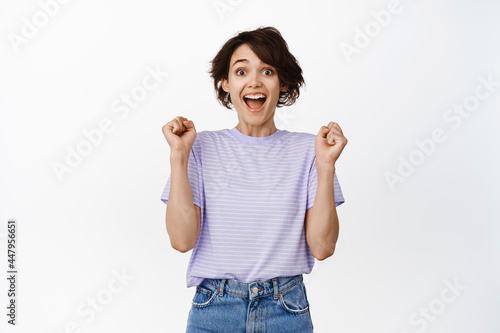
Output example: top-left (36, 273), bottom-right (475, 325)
top-left (160, 127), bottom-right (345, 288)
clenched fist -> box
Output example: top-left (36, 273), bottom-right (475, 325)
top-left (315, 122), bottom-right (348, 167)
top-left (162, 116), bottom-right (197, 156)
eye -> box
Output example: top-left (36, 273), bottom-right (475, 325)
top-left (263, 69), bottom-right (274, 75)
top-left (236, 69), bottom-right (246, 75)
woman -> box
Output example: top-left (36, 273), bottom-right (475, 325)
top-left (161, 26), bottom-right (347, 332)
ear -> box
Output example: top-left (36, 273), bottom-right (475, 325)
top-left (221, 77), bottom-right (230, 93)
top-left (280, 83), bottom-right (289, 92)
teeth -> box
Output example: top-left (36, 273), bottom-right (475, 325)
top-left (244, 94), bottom-right (266, 99)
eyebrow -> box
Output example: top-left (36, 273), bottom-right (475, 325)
top-left (231, 58), bottom-right (248, 68)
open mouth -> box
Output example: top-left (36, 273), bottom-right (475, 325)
top-left (243, 93), bottom-right (267, 111)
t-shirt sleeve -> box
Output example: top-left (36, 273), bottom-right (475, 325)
top-left (306, 155), bottom-right (345, 210)
top-left (160, 147), bottom-right (201, 207)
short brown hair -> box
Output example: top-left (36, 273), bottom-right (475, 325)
top-left (209, 26), bottom-right (305, 109)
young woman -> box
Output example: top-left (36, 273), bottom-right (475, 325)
top-left (161, 26), bottom-right (347, 332)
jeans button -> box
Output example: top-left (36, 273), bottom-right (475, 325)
top-left (252, 286), bottom-right (259, 294)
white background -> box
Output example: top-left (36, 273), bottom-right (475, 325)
top-left (1, 0), bottom-right (499, 332)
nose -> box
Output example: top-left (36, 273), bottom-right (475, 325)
top-left (247, 71), bottom-right (262, 88)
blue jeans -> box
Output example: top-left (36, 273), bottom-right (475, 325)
top-left (186, 274), bottom-right (314, 333)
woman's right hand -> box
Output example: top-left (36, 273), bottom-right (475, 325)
top-left (162, 116), bottom-right (197, 156)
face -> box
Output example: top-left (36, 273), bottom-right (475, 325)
top-left (221, 44), bottom-right (288, 132)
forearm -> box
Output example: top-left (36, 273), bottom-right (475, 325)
top-left (306, 164), bottom-right (339, 260)
top-left (166, 152), bottom-right (199, 252)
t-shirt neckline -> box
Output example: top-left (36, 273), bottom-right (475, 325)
top-left (229, 126), bottom-right (285, 145)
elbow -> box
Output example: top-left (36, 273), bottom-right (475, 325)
top-left (312, 246), bottom-right (335, 261)
top-left (171, 241), bottom-right (194, 253)
top-left (165, 216), bottom-right (198, 253)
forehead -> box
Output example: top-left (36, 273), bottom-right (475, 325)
top-left (230, 44), bottom-right (265, 67)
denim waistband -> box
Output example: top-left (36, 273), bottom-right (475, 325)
top-left (199, 274), bottom-right (303, 300)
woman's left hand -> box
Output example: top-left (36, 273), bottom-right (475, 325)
top-left (315, 122), bottom-right (348, 167)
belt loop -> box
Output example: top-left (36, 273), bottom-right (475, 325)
top-left (273, 278), bottom-right (279, 299)
top-left (219, 279), bottom-right (226, 296)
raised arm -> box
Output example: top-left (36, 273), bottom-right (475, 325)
top-left (162, 116), bottom-right (200, 253)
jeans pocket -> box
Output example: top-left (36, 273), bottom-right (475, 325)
top-left (192, 284), bottom-right (218, 308)
top-left (278, 281), bottom-right (310, 314)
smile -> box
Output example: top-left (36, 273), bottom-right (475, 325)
top-left (243, 93), bottom-right (267, 113)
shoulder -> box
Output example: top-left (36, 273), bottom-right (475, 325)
top-left (280, 129), bottom-right (316, 146)
top-left (284, 130), bottom-right (315, 140)
top-left (194, 128), bottom-right (232, 144)
top-left (281, 131), bottom-right (317, 165)
top-left (191, 128), bottom-right (232, 152)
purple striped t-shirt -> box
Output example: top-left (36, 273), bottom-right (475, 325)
top-left (161, 126), bottom-right (345, 288)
